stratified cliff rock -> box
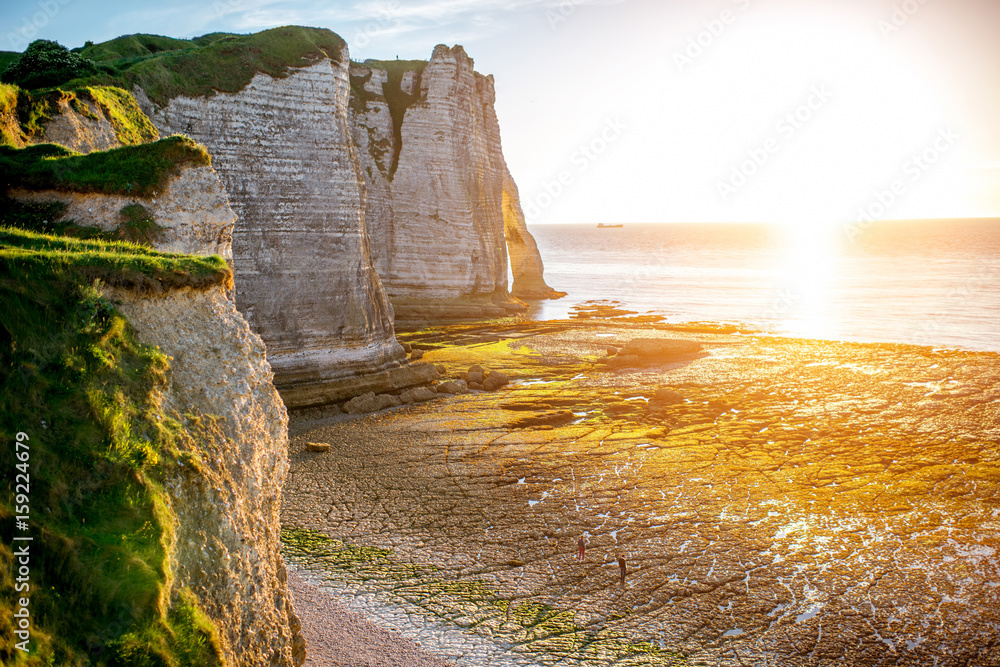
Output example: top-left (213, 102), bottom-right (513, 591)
top-left (351, 46), bottom-right (561, 322)
top-left (348, 63), bottom-right (396, 280)
top-left (109, 283), bottom-right (305, 666)
top-left (146, 53), bottom-right (434, 407)
top-left (502, 168), bottom-right (565, 300)
top-left (10, 164), bottom-right (235, 258)
top-left (376, 46), bottom-right (521, 321)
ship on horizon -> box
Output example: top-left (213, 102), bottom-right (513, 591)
top-left (596, 223), bottom-right (624, 228)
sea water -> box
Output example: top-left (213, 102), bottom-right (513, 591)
top-left (526, 220), bottom-right (1000, 351)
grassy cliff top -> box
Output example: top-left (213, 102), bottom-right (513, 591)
top-left (0, 134), bottom-right (209, 196)
top-left (0, 226), bottom-right (232, 294)
top-left (70, 25), bottom-right (348, 106)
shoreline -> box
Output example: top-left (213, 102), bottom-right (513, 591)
top-left (282, 317), bottom-right (1000, 666)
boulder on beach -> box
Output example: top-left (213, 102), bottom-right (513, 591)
top-left (400, 386), bottom-right (437, 404)
top-left (343, 392), bottom-right (402, 414)
top-left (651, 388), bottom-right (684, 405)
top-left (436, 380), bottom-right (466, 395)
top-left (435, 364), bottom-right (446, 375)
top-left (483, 371), bottom-right (509, 391)
top-left (512, 410), bottom-right (576, 428)
top-left (467, 370), bottom-right (485, 384)
top-left (410, 349), bottom-right (425, 360)
top-left (469, 364), bottom-right (484, 375)
top-left (305, 442), bottom-right (331, 452)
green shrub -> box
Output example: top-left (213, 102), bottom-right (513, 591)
top-left (1, 40), bottom-right (98, 90)
top-left (116, 203), bottom-right (163, 245)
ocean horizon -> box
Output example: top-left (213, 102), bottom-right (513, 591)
top-left (527, 219), bottom-right (1000, 352)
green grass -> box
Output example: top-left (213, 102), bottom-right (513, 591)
top-left (0, 199), bottom-right (170, 249)
top-left (115, 203), bottom-right (163, 245)
top-left (0, 135), bottom-right (209, 197)
top-left (0, 227), bottom-right (231, 294)
top-left (71, 26), bottom-right (347, 107)
top-left (78, 34), bottom-right (202, 62)
top-left (355, 59), bottom-right (428, 178)
top-left (0, 226), bottom-right (225, 664)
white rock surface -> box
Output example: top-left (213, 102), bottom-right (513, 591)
top-left (10, 165), bottom-right (235, 259)
top-left (147, 55), bottom-right (416, 407)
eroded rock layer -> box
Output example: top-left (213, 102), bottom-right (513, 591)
top-left (10, 165), bottom-right (235, 259)
top-left (146, 55), bottom-right (415, 407)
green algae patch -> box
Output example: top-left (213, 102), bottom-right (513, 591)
top-left (282, 526), bottom-right (685, 665)
top-left (0, 231), bottom-right (223, 664)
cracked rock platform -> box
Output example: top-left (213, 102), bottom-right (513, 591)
top-left (282, 319), bottom-right (1000, 666)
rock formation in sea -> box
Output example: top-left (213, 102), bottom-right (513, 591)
top-left (350, 45), bottom-right (562, 322)
top-left (501, 168), bottom-right (565, 300)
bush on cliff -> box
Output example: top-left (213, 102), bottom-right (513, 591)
top-left (1, 40), bottom-right (98, 90)
top-left (0, 134), bottom-right (209, 197)
top-left (0, 227), bottom-right (226, 664)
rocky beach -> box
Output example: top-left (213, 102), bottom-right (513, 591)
top-left (281, 314), bottom-right (1000, 666)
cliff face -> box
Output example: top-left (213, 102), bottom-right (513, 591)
top-left (110, 284), bottom-right (305, 666)
top-left (10, 164), bottom-right (235, 258)
top-left (348, 64), bottom-right (395, 280)
top-left (144, 54), bottom-right (435, 407)
top-left (351, 46), bottom-right (561, 322)
top-left (378, 46), bottom-right (518, 321)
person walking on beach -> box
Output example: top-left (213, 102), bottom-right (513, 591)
top-left (578, 535), bottom-right (586, 561)
top-left (618, 555), bottom-right (627, 584)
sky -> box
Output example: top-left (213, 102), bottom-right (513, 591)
top-left (3, 0), bottom-right (1000, 225)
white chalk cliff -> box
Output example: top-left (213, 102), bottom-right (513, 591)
top-left (110, 283), bottom-right (305, 666)
top-left (143, 52), bottom-right (435, 407)
top-left (10, 165), bottom-right (235, 259)
top-left (350, 46), bottom-right (561, 321)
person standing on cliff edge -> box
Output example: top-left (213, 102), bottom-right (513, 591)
top-left (617, 555), bottom-right (627, 584)
top-left (578, 535), bottom-right (586, 561)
